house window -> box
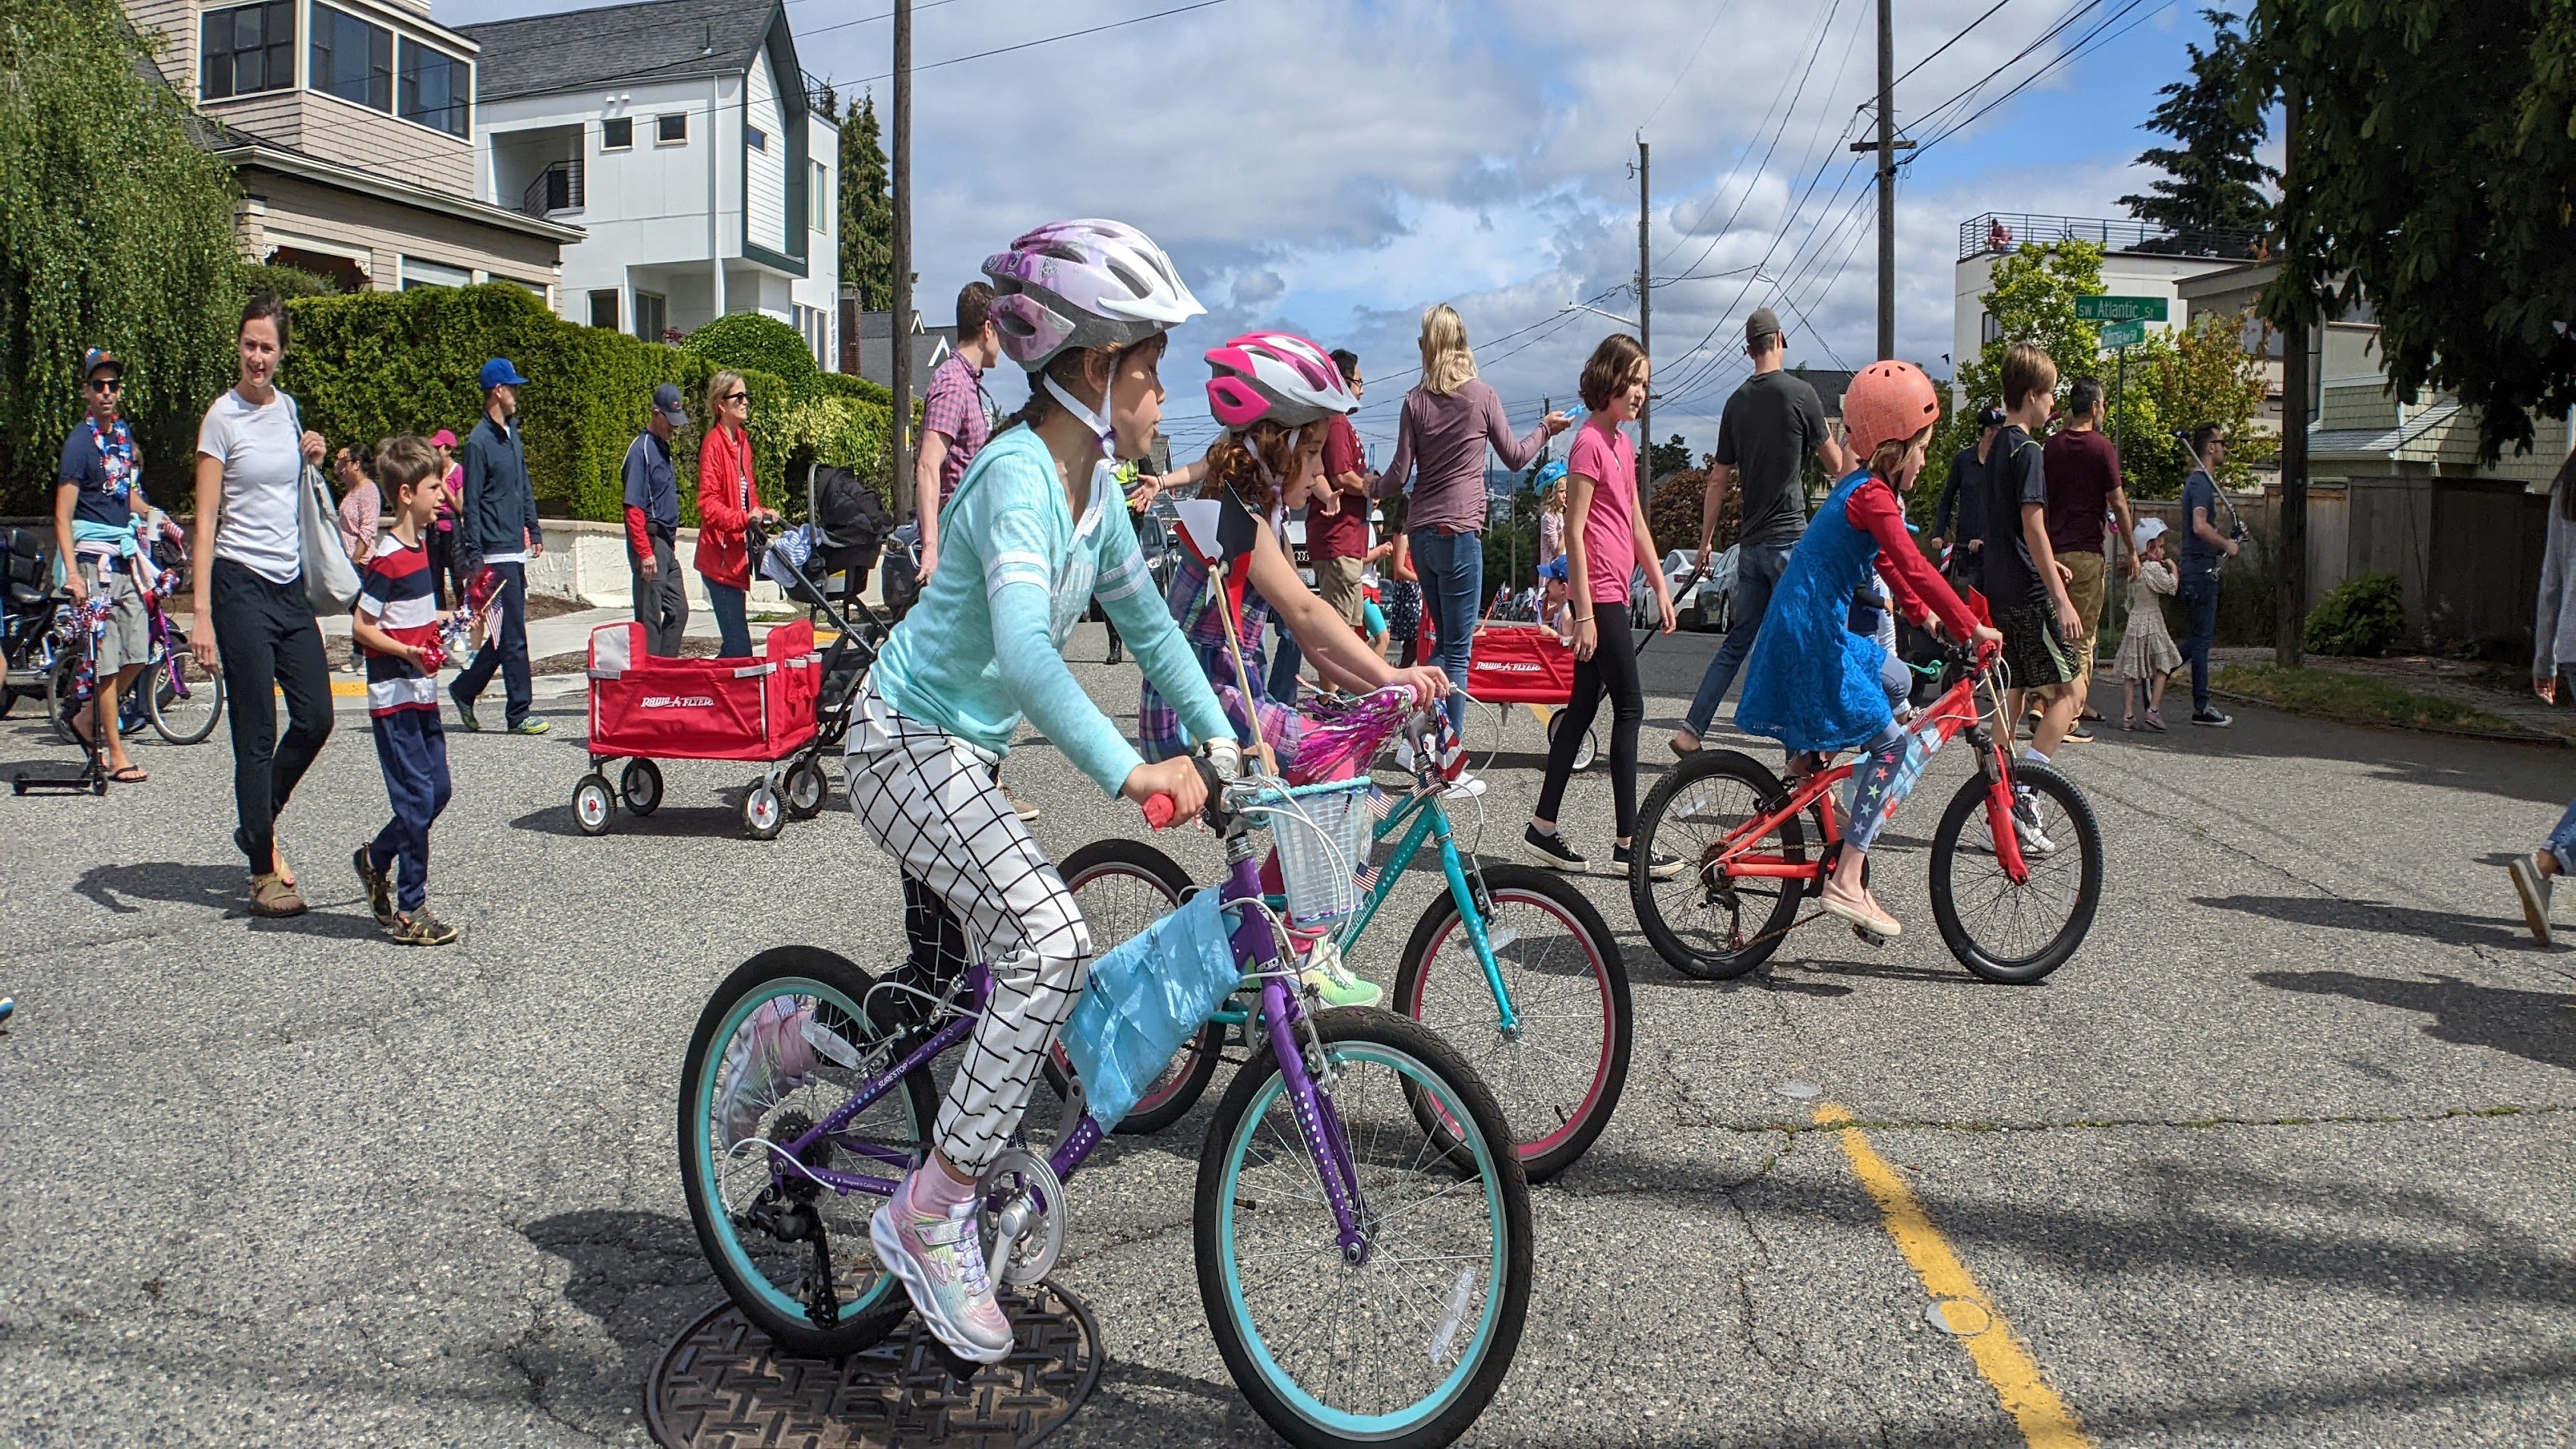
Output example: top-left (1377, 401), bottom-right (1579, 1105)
top-left (810, 160), bottom-right (828, 228)
top-left (656, 112), bottom-right (687, 145)
top-left (310, 5), bottom-right (393, 112)
top-left (636, 291), bottom-right (668, 344)
top-left (601, 115), bottom-right (633, 150)
top-left (1979, 311), bottom-right (2001, 346)
top-left (588, 289), bottom-right (620, 330)
top-left (746, 126), bottom-right (768, 153)
top-left (399, 257), bottom-right (472, 289)
top-left (397, 39), bottom-right (469, 136)
top-left (200, 1), bottom-right (294, 101)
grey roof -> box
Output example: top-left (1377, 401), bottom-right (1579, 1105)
top-left (458, 0), bottom-right (784, 104)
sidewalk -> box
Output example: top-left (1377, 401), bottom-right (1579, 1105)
top-left (2208, 646), bottom-right (2576, 743)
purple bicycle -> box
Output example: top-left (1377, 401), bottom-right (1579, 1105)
top-left (677, 760), bottom-right (1533, 1449)
top-left (42, 536), bottom-right (223, 748)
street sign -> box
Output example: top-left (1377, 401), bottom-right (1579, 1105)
top-left (2098, 320), bottom-right (2147, 349)
top-left (2076, 295), bottom-right (2167, 323)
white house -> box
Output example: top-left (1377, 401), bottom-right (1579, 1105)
top-left (1951, 212), bottom-right (2257, 380)
top-left (458, 0), bottom-right (840, 368)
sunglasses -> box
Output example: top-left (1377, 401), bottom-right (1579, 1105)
top-left (89, 377), bottom-right (122, 393)
top-left (723, 391), bottom-right (750, 403)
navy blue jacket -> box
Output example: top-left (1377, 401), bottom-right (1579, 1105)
top-left (459, 412), bottom-right (542, 564)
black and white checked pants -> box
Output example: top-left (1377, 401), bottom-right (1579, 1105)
top-left (847, 682), bottom-right (1091, 1175)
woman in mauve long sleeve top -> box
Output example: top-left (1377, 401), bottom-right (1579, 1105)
top-left (1368, 379), bottom-right (1553, 532)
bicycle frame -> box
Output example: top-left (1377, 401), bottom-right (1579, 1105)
top-left (764, 803), bottom-right (1381, 1261)
top-left (1710, 662), bottom-right (2031, 886)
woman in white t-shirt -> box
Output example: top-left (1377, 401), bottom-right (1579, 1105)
top-left (189, 293), bottom-right (333, 918)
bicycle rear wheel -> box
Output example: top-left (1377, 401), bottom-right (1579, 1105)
top-left (1196, 1009), bottom-right (1531, 1449)
top-left (1052, 838), bottom-right (1223, 1134)
top-left (1392, 863), bottom-right (1628, 1182)
top-left (147, 640), bottom-right (223, 746)
top-left (678, 946), bottom-right (936, 1357)
top-left (1631, 749), bottom-right (1810, 980)
top-left (1928, 762), bottom-right (2101, 983)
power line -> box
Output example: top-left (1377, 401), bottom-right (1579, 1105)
top-left (1893, 0), bottom-right (2016, 87)
top-left (1651, 0), bottom-right (1842, 269)
top-left (1638, 0), bottom-right (1741, 133)
top-left (841, 0), bottom-right (1233, 86)
top-left (1908, 0), bottom-right (2167, 160)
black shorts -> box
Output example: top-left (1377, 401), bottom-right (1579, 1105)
top-left (1997, 602), bottom-right (2076, 692)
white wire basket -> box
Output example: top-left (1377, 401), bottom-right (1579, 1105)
top-left (1258, 778), bottom-right (1375, 928)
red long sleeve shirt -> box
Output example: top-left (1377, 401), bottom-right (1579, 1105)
top-left (1843, 475), bottom-right (1977, 641)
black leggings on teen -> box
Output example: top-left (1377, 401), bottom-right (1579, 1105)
top-left (1535, 601), bottom-right (1643, 839)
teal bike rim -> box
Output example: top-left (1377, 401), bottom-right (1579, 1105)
top-left (1216, 1040), bottom-right (1510, 1437)
top-left (693, 974), bottom-right (908, 1326)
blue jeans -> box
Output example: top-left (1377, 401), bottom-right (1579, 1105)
top-left (453, 561), bottom-right (531, 728)
top-left (1410, 526), bottom-right (1482, 735)
top-left (1267, 620), bottom-right (1303, 705)
top-left (706, 579), bottom-right (751, 658)
top-left (2179, 570), bottom-right (2220, 711)
top-left (2546, 799), bottom-right (2576, 874)
top-left (1684, 540), bottom-right (1795, 739)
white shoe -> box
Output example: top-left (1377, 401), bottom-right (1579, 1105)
top-left (2010, 790), bottom-right (2057, 857)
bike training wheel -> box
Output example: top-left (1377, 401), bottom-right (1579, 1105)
top-left (1392, 863), bottom-right (1628, 1182)
top-left (1928, 761), bottom-right (2103, 983)
top-left (1049, 838), bottom-right (1224, 1135)
top-left (1196, 1009), bottom-right (1531, 1449)
top-left (782, 756), bottom-right (828, 819)
top-left (1631, 749), bottom-right (1812, 980)
top-left (620, 758), bottom-right (663, 816)
top-left (147, 643), bottom-right (223, 746)
top-left (679, 945), bottom-right (936, 1357)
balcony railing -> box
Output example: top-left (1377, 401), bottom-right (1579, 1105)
top-left (1960, 212), bottom-right (2262, 264)
top-left (521, 159), bottom-right (582, 219)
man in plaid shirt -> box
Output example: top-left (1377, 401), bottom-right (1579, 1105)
top-left (911, 283), bottom-right (1001, 585)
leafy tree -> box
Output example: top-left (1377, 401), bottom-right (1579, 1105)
top-left (682, 312), bottom-right (821, 386)
top-left (2135, 311), bottom-right (2275, 495)
top-left (0, 0), bottom-right (245, 512)
top-left (837, 92), bottom-right (893, 311)
top-left (1955, 239), bottom-right (2106, 416)
top-left (2250, 0), bottom-right (2576, 458)
top-left (1649, 433), bottom-right (1692, 480)
top-left (2119, 8), bottom-right (2276, 236)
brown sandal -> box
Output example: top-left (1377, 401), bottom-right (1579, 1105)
top-left (249, 872), bottom-right (308, 918)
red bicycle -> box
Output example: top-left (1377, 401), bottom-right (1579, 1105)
top-left (1628, 644), bottom-right (2101, 984)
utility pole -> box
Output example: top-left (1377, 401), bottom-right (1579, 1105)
top-left (1850, 0), bottom-right (1911, 359)
top-left (1634, 137), bottom-right (1652, 496)
top-left (889, 0), bottom-right (914, 522)
top-left (2275, 85), bottom-right (2309, 668)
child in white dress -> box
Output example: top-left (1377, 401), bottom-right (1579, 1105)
top-left (2116, 519), bottom-right (2183, 731)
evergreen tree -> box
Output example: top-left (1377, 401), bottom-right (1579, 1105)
top-left (2118, 9), bottom-right (2275, 236)
top-left (838, 93), bottom-right (893, 311)
top-left (1649, 434), bottom-right (1692, 480)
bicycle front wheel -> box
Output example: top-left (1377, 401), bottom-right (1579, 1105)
top-left (1631, 748), bottom-right (1810, 980)
top-left (1052, 838), bottom-right (1225, 1135)
top-left (147, 642), bottom-right (223, 745)
top-left (1196, 1009), bottom-right (1532, 1449)
top-left (1393, 863), bottom-right (1628, 1182)
top-left (1927, 762), bottom-right (2103, 983)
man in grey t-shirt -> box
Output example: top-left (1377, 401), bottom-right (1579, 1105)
top-left (1675, 309), bottom-right (1848, 751)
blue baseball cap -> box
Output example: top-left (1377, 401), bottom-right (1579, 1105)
top-left (1538, 555), bottom-right (1569, 582)
top-left (478, 358), bottom-right (529, 390)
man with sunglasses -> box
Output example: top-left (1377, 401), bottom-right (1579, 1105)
top-left (55, 347), bottom-right (161, 783)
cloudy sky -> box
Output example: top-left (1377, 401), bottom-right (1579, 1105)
top-left (435, 0), bottom-right (2248, 464)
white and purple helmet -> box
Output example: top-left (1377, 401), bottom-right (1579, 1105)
top-left (980, 219), bottom-right (1204, 371)
top-left (1205, 331), bottom-right (1357, 432)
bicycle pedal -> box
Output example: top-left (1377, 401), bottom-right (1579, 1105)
top-left (925, 1337), bottom-right (981, 1384)
top-left (1852, 923), bottom-right (1889, 949)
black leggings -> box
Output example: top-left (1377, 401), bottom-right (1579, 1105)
top-left (211, 558), bottom-right (335, 873)
top-left (1536, 602), bottom-right (1643, 838)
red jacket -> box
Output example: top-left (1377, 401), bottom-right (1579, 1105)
top-left (691, 424), bottom-right (760, 589)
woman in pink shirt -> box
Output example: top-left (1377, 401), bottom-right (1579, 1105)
top-left (1523, 334), bottom-right (1677, 876)
top-left (1370, 303), bottom-right (1569, 734)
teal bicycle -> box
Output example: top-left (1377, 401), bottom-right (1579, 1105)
top-left (1061, 687), bottom-right (1629, 1182)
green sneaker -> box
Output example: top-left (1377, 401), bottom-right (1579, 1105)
top-left (1297, 939), bottom-right (1381, 1009)
top-left (507, 717), bottom-right (551, 736)
top-left (449, 690), bottom-right (480, 731)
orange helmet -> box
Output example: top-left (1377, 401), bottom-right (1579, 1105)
top-left (1842, 359), bottom-right (1942, 459)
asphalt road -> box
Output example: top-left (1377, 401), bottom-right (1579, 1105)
top-left (3, 623), bottom-right (2571, 1447)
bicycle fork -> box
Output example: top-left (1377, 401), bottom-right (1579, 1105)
top-left (1432, 812), bottom-right (1521, 1036)
top-left (1236, 895), bottom-right (1373, 1264)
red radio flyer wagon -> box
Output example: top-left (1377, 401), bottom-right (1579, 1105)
top-left (574, 617), bottom-right (827, 839)
top-left (1419, 614), bottom-right (1598, 770)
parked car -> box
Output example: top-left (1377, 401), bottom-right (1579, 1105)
top-left (1650, 548), bottom-right (1735, 632)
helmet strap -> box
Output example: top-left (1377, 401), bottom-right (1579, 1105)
top-left (1043, 367), bottom-right (1116, 455)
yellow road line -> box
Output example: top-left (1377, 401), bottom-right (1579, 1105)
top-left (1816, 1103), bottom-right (2091, 1448)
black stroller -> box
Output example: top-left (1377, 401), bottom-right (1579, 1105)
top-left (749, 466), bottom-right (898, 810)
top-left (2, 526), bottom-right (68, 722)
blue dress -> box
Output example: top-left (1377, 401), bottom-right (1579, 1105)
top-left (1735, 470), bottom-right (1902, 754)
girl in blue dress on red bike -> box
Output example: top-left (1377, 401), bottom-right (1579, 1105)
top-left (1734, 361), bottom-right (2001, 939)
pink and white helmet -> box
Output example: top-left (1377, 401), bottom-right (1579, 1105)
top-left (980, 219), bottom-right (1204, 370)
top-left (1204, 331), bottom-right (1357, 432)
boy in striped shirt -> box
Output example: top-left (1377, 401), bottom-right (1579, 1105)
top-left (349, 436), bottom-right (459, 946)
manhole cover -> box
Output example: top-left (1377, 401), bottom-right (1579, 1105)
top-left (646, 1281), bottom-right (1103, 1449)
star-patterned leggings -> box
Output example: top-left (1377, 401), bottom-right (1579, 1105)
top-left (1844, 721), bottom-right (1935, 854)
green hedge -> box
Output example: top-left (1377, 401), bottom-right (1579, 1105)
top-left (681, 311), bottom-right (819, 385)
top-left (276, 283), bottom-right (889, 523)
